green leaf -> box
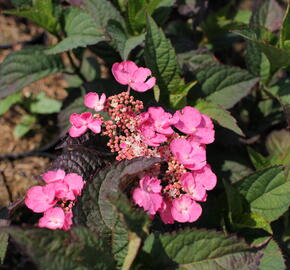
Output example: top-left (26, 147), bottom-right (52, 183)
top-left (46, 7), bottom-right (106, 54)
top-left (195, 100), bottom-right (244, 136)
top-left (258, 239), bottom-right (286, 270)
top-left (29, 92), bottom-right (62, 114)
top-left (250, 0), bottom-right (284, 32)
top-left (235, 166), bottom-right (290, 222)
top-left (170, 81), bottom-right (197, 109)
top-left (0, 232), bottom-right (8, 264)
top-left (4, 226), bottom-right (116, 270)
top-left (110, 194), bottom-right (149, 269)
top-left (13, 114), bottom-right (37, 138)
top-left (235, 213), bottom-right (273, 234)
top-left (233, 27), bottom-right (290, 72)
top-left (247, 147), bottom-right (272, 170)
top-left (127, 0), bottom-right (159, 34)
top-left (0, 92), bottom-right (22, 115)
top-left (280, 4), bottom-right (290, 49)
top-left (0, 46), bottom-right (63, 99)
top-left (145, 16), bottom-right (182, 105)
top-left (195, 64), bottom-right (259, 109)
top-left (74, 157), bottom-right (162, 231)
top-left (11, 0), bottom-right (32, 7)
top-left (152, 0), bottom-right (174, 26)
top-left (83, 0), bottom-right (125, 34)
top-left (142, 229), bottom-right (262, 270)
top-left (5, 0), bottom-right (60, 34)
top-left (107, 20), bottom-right (145, 60)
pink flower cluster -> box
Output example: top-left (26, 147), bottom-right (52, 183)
top-left (25, 60), bottom-right (217, 230)
top-left (25, 169), bottom-right (84, 230)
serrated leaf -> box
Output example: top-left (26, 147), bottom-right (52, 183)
top-left (5, 0), bottom-right (59, 34)
top-left (29, 92), bottom-right (62, 114)
top-left (195, 64), bottom-right (259, 109)
top-left (142, 229), bottom-right (262, 270)
top-left (46, 7), bottom-right (106, 54)
top-left (127, 0), bottom-right (159, 34)
top-left (0, 46), bottom-right (63, 99)
top-left (195, 100), bottom-right (244, 136)
top-left (4, 226), bottom-right (115, 270)
top-left (0, 233), bottom-right (8, 264)
top-left (110, 194), bottom-right (149, 269)
top-left (170, 81), bottom-right (197, 109)
top-left (152, 0), bottom-right (174, 26)
top-left (13, 114), bottom-right (37, 138)
top-left (258, 239), bottom-right (286, 270)
top-left (235, 166), bottom-right (290, 222)
top-left (251, 0), bottom-right (284, 32)
top-left (247, 148), bottom-right (272, 170)
top-left (145, 16), bottom-right (182, 105)
top-left (74, 157), bottom-right (162, 230)
top-left (107, 20), bottom-right (145, 60)
top-left (0, 92), bottom-right (22, 115)
top-left (83, 0), bottom-right (125, 34)
top-left (233, 27), bottom-right (290, 72)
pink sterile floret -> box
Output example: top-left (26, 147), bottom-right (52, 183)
top-left (137, 112), bottom-right (167, 147)
top-left (42, 169), bottom-right (65, 184)
top-left (171, 194), bottom-right (202, 223)
top-left (63, 173), bottom-right (84, 196)
top-left (193, 164), bottom-right (217, 191)
top-left (159, 198), bottom-right (174, 224)
top-left (84, 92), bottom-right (106, 112)
top-left (180, 172), bottom-right (207, 201)
top-left (170, 138), bottom-right (206, 170)
top-left (174, 106), bottom-right (215, 144)
top-left (25, 185), bottom-right (56, 213)
top-left (63, 211), bottom-right (73, 231)
top-left (69, 112), bottom-right (102, 137)
top-left (148, 107), bottom-right (178, 135)
top-left (38, 207), bottom-right (65, 230)
top-left (47, 182), bottom-right (75, 201)
top-left (132, 175), bottom-right (163, 215)
top-left (112, 61), bottom-right (156, 92)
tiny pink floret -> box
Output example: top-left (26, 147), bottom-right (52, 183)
top-left (69, 112), bottom-right (102, 137)
top-left (25, 185), bottom-right (56, 213)
top-left (112, 61), bottom-right (156, 92)
top-left (171, 195), bottom-right (202, 223)
top-left (132, 176), bottom-right (163, 215)
top-left (84, 92), bottom-right (106, 112)
top-left (38, 207), bottom-right (65, 230)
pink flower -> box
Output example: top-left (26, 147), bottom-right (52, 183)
top-left (25, 185), bottom-right (56, 213)
top-left (112, 61), bottom-right (156, 92)
top-left (137, 112), bottom-right (167, 147)
top-left (63, 211), bottom-right (73, 231)
top-left (159, 198), bottom-right (174, 224)
top-left (132, 176), bottom-right (163, 215)
top-left (63, 173), bottom-right (84, 196)
top-left (38, 207), bottom-right (65, 230)
top-left (148, 107), bottom-right (179, 135)
top-left (193, 165), bottom-right (217, 191)
top-left (180, 172), bottom-right (207, 201)
top-left (47, 182), bottom-right (75, 201)
top-left (42, 169), bottom-right (65, 184)
top-left (69, 112), bottom-right (102, 137)
top-left (84, 92), bottom-right (106, 112)
top-left (170, 138), bottom-right (206, 170)
top-left (174, 107), bottom-right (215, 144)
top-left (171, 195), bottom-right (202, 223)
